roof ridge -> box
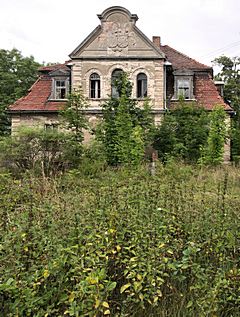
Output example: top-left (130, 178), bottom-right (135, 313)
top-left (161, 44), bottom-right (211, 69)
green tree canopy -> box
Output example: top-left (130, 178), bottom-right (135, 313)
top-left (98, 72), bottom-right (153, 166)
top-left (213, 55), bottom-right (240, 112)
top-left (153, 101), bottom-right (210, 163)
top-left (213, 55), bottom-right (240, 161)
top-left (0, 48), bottom-right (41, 135)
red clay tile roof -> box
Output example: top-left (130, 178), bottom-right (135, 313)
top-left (39, 62), bottom-right (71, 73)
top-left (194, 73), bottom-right (232, 111)
top-left (168, 73), bottom-right (232, 111)
top-left (9, 74), bottom-right (66, 112)
top-left (160, 45), bottom-right (212, 71)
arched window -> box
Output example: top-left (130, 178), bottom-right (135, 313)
top-left (90, 73), bottom-right (100, 98)
top-left (111, 69), bottom-right (123, 98)
top-left (137, 73), bottom-right (147, 98)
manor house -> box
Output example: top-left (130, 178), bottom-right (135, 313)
top-left (9, 6), bottom-right (233, 157)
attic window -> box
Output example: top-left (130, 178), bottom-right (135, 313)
top-left (173, 71), bottom-right (194, 100)
top-left (55, 80), bottom-right (67, 99)
top-left (49, 68), bottom-right (70, 100)
top-left (177, 79), bottom-right (190, 99)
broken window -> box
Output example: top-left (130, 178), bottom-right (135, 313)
top-left (55, 80), bottom-right (67, 99)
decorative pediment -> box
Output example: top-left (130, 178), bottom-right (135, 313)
top-left (69, 6), bottom-right (165, 59)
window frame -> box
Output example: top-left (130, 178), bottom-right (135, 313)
top-left (52, 77), bottom-right (69, 100)
top-left (89, 73), bottom-right (101, 99)
top-left (173, 70), bottom-right (194, 100)
top-left (136, 72), bottom-right (148, 98)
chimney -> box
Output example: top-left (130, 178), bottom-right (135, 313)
top-left (152, 36), bottom-right (161, 47)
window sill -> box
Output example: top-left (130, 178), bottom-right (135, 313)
top-left (171, 98), bottom-right (196, 101)
top-left (136, 97), bottom-right (148, 100)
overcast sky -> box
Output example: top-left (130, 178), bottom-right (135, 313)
top-left (1, 0), bottom-right (239, 73)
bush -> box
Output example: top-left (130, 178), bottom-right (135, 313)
top-left (153, 102), bottom-right (209, 163)
top-left (0, 127), bottom-right (78, 176)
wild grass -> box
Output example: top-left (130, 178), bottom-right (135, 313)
top-left (0, 162), bottom-right (239, 316)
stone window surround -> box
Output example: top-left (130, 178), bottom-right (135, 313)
top-left (84, 66), bottom-right (153, 100)
top-left (85, 69), bottom-right (103, 100)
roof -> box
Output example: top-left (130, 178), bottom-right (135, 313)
top-left (194, 73), bottom-right (232, 111)
top-left (39, 63), bottom-right (70, 73)
top-left (160, 45), bottom-right (212, 71)
top-left (9, 64), bottom-right (67, 112)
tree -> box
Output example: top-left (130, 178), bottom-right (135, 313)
top-left (98, 72), bottom-right (153, 165)
top-left (153, 101), bottom-right (209, 163)
top-left (0, 48), bottom-right (41, 135)
top-left (213, 55), bottom-right (240, 111)
top-left (60, 89), bottom-right (89, 167)
top-left (213, 55), bottom-right (240, 161)
top-left (199, 106), bottom-right (227, 166)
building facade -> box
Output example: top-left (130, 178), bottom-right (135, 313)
top-left (9, 6), bottom-right (233, 154)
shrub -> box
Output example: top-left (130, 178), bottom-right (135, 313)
top-left (153, 102), bottom-right (209, 163)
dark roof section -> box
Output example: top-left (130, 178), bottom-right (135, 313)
top-left (160, 45), bottom-right (212, 71)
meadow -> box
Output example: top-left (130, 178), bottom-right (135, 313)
top-left (0, 162), bottom-right (239, 316)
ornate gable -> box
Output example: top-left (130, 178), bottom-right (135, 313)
top-left (69, 6), bottom-right (165, 59)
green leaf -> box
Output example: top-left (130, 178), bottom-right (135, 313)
top-left (120, 283), bottom-right (131, 293)
top-left (107, 281), bottom-right (117, 291)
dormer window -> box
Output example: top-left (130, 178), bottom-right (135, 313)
top-left (173, 70), bottom-right (194, 100)
top-left (177, 79), bottom-right (190, 99)
top-left (55, 80), bottom-right (67, 99)
top-left (49, 68), bottom-right (70, 100)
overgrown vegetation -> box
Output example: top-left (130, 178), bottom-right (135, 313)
top-left (153, 101), bottom-right (210, 163)
top-left (0, 68), bottom-right (238, 316)
top-left (98, 72), bottom-right (153, 166)
top-left (199, 106), bottom-right (227, 166)
top-left (0, 164), bottom-right (239, 316)
top-left (213, 55), bottom-right (240, 162)
top-left (60, 88), bottom-right (90, 167)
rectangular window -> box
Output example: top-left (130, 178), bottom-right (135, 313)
top-left (55, 80), bottom-right (67, 99)
top-left (177, 79), bottom-right (190, 99)
top-left (137, 79), bottom-right (147, 98)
